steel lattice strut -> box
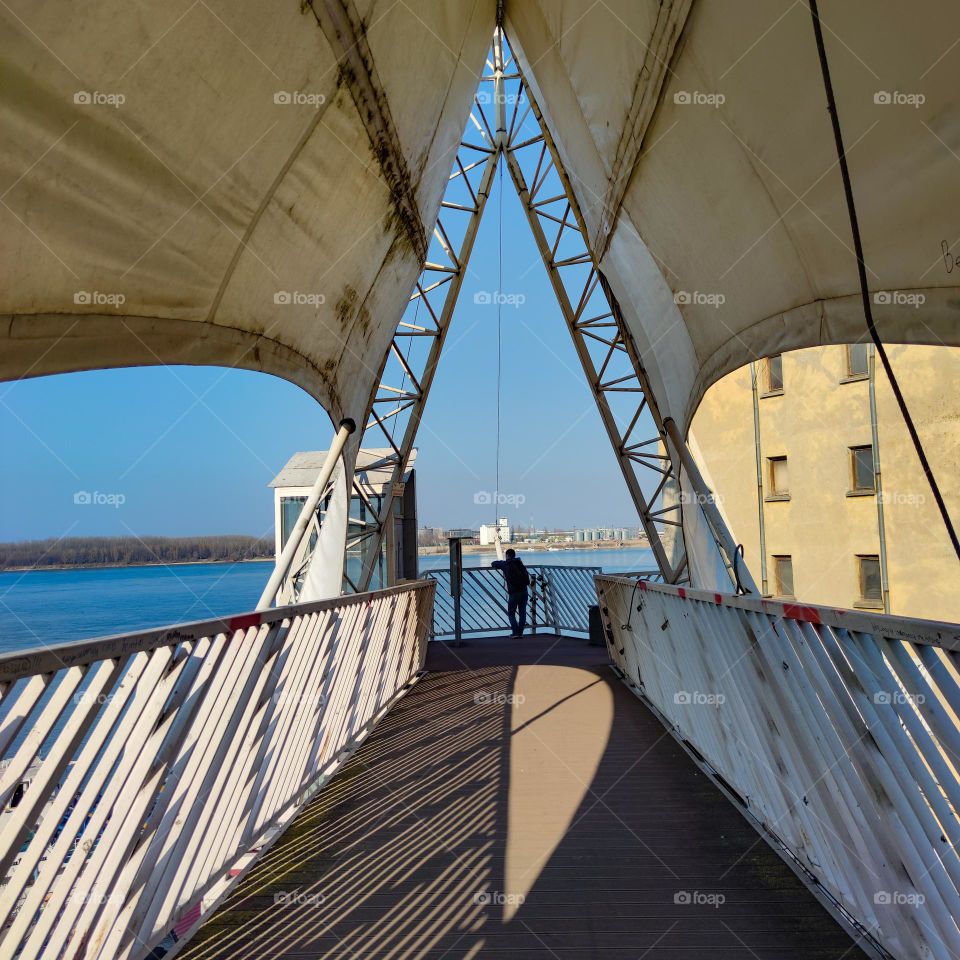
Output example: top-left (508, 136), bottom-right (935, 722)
top-left (282, 29), bottom-right (749, 598)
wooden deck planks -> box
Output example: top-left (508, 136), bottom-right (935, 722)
top-left (178, 634), bottom-right (867, 959)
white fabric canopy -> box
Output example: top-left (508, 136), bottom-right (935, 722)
top-left (2, 0), bottom-right (958, 432)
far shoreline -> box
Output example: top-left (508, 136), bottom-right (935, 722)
top-left (0, 557), bottom-right (275, 574)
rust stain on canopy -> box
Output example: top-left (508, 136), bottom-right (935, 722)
top-left (308, 0), bottom-right (428, 265)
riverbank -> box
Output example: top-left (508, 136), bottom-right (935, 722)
top-left (0, 535), bottom-right (274, 572)
top-left (1, 557), bottom-right (273, 573)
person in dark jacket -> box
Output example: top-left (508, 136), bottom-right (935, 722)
top-left (491, 549), bottom-right (532, 638)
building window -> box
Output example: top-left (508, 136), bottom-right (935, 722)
top-left (767, 456), bottom-right (789, 498)
top-left (763, 354), bottom-right (784, 394)
top-left (773, 555), bottom-right (794, 598)
top-left (857, 555), bottom-right (883, 606)
top-left (849, 445), bottom-right (875, 493)
top-left (280, 496), bottom-right (307, 550)
top-left (845, 343), bottom-right (869, 379)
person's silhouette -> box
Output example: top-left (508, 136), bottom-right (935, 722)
top-left (491, 548), bottom-right (532, 638)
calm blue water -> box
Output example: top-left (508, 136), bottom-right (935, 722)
top-left (0, 561), bottom-right (274, 653)
top-left (0, 547), bottom-right (653, 653)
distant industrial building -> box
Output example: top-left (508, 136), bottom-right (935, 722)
top-left (574, 528), bottom-right (629, 542)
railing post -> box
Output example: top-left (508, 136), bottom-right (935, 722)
top-left (662, 417), bottom-right (758, 593)
top-left (257, 418), bottom-right (356, 610)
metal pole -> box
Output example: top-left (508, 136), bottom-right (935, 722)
top-left (449, 536), bottom-right (463, 647)
top-left (750, 362), bottom-right (769, 595)
top-left (257, 418), bottom-right (356, 610)
top-left (868, 346), bottom-right (891, 613)
top-left (662, 417), bottom-right (758, 593)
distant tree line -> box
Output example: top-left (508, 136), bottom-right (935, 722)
top-left (0, 535), bottom-right (275, 570)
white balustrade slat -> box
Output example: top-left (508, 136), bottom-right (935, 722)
top-left (596, 574), bottom-right (960, 960)
top-left (0, 581), bottom-right (434, 960)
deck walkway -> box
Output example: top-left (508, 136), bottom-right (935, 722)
top-left (179, 634), bottom-right (866, 959)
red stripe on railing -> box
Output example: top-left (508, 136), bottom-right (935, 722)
top-left (781, 604), bottom-right (822, 624)
top-left (228, 613), bottom-right (262, 632)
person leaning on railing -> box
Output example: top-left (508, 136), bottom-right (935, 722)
top-left (491, 548), bottom-right (532, 638)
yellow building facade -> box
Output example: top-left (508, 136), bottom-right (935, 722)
top-left (690, 344), bottom-right (960, 623)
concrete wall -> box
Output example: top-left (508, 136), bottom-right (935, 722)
top-left (690, 345), bottom-right (960, 623)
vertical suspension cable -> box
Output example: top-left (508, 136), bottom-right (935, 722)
top-left (494, 152), bottom-right (503, 524)
top-left (808, 0), bottom-right (960, 566)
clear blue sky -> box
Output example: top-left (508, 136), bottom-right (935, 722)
top-left (0, 162), bottom-right (640, 542)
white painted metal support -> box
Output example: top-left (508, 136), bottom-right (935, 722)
top-left (597, 573), bottom-right (960, 960)
top-left (662, 417), bottom-right (757, 593)
top-left (258, 417), bottom-right (355, 609)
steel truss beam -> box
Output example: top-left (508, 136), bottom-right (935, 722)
top-left (282, 29), bottom-right (747, 599)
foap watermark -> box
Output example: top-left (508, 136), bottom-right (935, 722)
top-left (274, 91), bottom-right (326, 107)
top-left (474, 290), bottom-right (526, 308)
top-left (678, 490), bottom-right (724, 507)
top-left (74, 90), bottom-right (125, 108)
top-left (473, 889), bottom-right (525, 906)
top-left (673, 91), bottom-right (725, 108)
top-left (873, 690), bottom-right (925, 706)
top-left (476, 89), bottom-right (521, 106)
top-left (274, 890), bottom-right (325, 906)
top-left (873, 90), bottom-right (925, 108)
top-left (878, 490), bottom-right (926, 507)
top-left (674, 691), bottom-right (726, 706)
top-left (474, 490), bottom-right (526, 507)
top-left (74, 290), bottom-right (125, 307)
top-left (274, 291), bottom-right (325, 306)
top-left (873, 290), bottom-right (925, 307)
top-left (874, 890), bottom-right (925, 906)
top-left (74, 690), bottom-right (117, 707)
top-left (74, 491), bottom-right (126, 509)
top-left (67, 891), bottom-right (126, 907)
top-left (474, 691), bottom-right (525, 706)
top-left (674, 890), bottom-right (725, 908)
top-left (674, 290), bottom-right (725, 308)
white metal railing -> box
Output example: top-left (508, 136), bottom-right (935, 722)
top-left (596, 575), bottom-right (960, 960)
top-left (0, 578), bottom-right (434, 960)
top-left (428, 564), bottom-right (602, 639)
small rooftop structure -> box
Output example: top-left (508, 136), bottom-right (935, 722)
top-left (269, 448), bottom-right (416, 497)
top-left (269, 448), bottom-right (418, 588)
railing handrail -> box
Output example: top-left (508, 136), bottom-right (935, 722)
top-left (600, 574), bottom-right (960, 650)
top-left (0, 578), bottom-right (434, 682)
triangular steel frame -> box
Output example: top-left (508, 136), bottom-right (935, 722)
top-left (285, 29), bottom-right (750, 598)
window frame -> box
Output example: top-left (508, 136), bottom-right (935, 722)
top-left (848, 444), bottom-right (875, 495)
top-left (765, 455), bottom-right (790, 500)
top-left (843, 342), bottom-right (870, 381)
top-left (856, 554), bottom-right (883, 608)
top-left (761, 354), bottom-right (784, 396)
top-left (772, 555), bottom-right (795, 599)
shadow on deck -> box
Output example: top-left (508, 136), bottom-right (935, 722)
top-left (179, 634), bottom-right (866, 959)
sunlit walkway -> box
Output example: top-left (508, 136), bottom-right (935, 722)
top-left (180, 635), bottom-right (865, 959)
